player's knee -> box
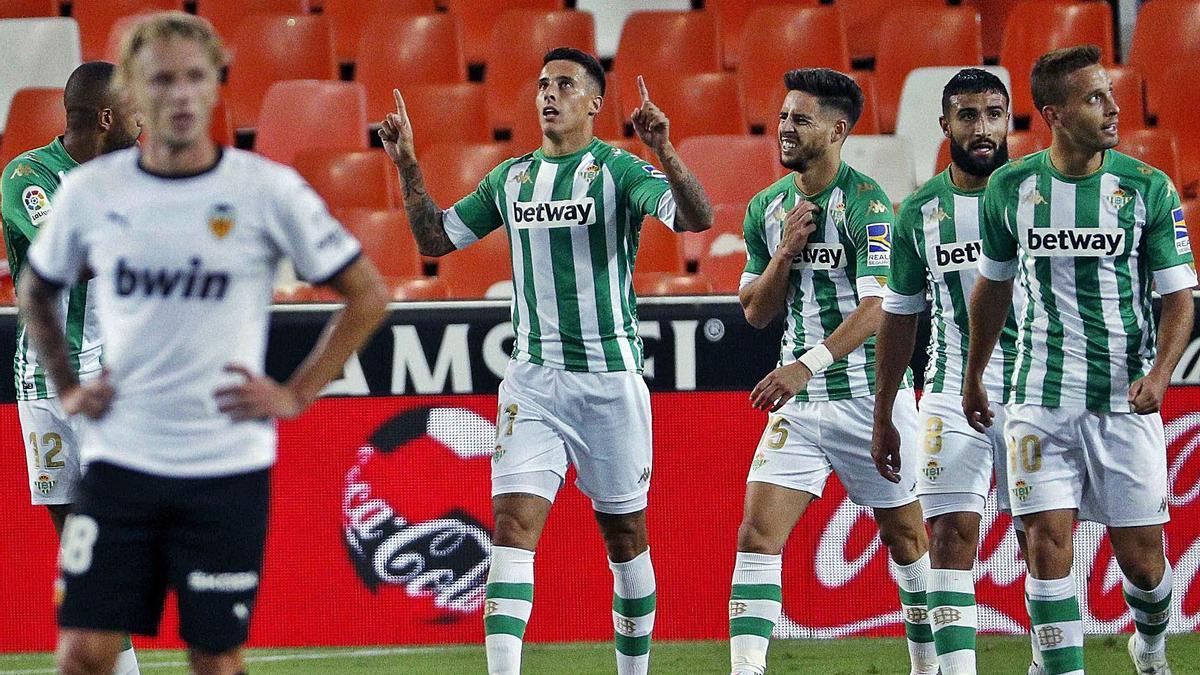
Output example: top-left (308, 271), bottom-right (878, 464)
top-left (595, 510), bottom-right (647, 562)
top-left (1117, 553), bottom-right (1166, 591)
top-left (928, 515), bottom-right (979, 567)
top-left (188, 646), bottom-right (244, 675)
top-left (877, 516), bottom-right (927, 561)
top-left (492, 511), bottom-right (538, 549)
top-left (736, 519), bottom-right (784, 555)
top-left (56, 639), bottom-right (117, 675)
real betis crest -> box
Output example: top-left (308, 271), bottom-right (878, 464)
top-left (581, 162), bottom-right (600, 183)
top-left (1106, 187), bottom-right (1132, 209)
top-left (208, 203), bottom-right (235, 239)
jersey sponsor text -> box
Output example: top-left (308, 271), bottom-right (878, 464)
top-left (1024, 227), bottom-right (1124, 257)
top-left (115, 256), bottom-right (230, 300)
top-left (507, 197), bottom-right (596, 229)
top-left (932, 240), bottom-right (982, 273)
top-left (791, 243), bottom-right (846, 270)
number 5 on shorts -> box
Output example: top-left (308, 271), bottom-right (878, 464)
top-left (59, 514), bottom-right (99, 575)
top-left (496, 403), bottom-right (518, 439)
top-left (759, 416), bottom-right (788, 450)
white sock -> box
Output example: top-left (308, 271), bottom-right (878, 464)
top-left (483, 546), bottom-right (534, 675)
top-left (1026, 573), bottom-right (1084, 675)
top-left (1124, 561), bottom-right (1172, 654)
top-left (894, 553), bottom-right (937, 674)
top-left (729, 551), bottom-right (782, 675)
top-left (610, 548), bottom-right (656, 675)
top-left (928, 568), bottom-right (976, 674)
top-left (1025, 593), bottom-right (1042, 668)
top-left (112, 646), bottom-right (139, 675)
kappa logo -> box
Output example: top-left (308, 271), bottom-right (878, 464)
top-left (930, 207), bottom-right (950, 222)
top-left (931, 607), bottom-right (961, 626)
top-left (10, 163), bottom-right (33, 178)
top-left (508, 198), bottom-right (596, 229)
top-left (857, 182), bottom-right (875, 195)
top-left (932, 240), bottom-right (982, 273)
top-left (791, 243), bottom-right (846, 270)
top-left (1025, 188), bottom-right (1047, 206)
top-left (868, 200), bottom-right (888, 214)
top-left (638, 467), bottom-right (651, 484)
top-left (751, 453), bottom-right (767, 470)
top-left (511, 170), bottom-right (532, 185)
top-left (1025, 227), bottom-right (1124, 257)
top-left (1036, 625), bottom-right (1065, 648)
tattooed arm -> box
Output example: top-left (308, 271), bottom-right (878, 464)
top-left (630, 76), bottom-right (713, 233)
top-left (378, 89), bottom-right (455, 257)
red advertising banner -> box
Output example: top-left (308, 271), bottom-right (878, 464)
top-left (2, 389), bottom-right (1199, 651)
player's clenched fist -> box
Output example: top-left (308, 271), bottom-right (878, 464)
top-left (777, 201), bottom-right (818, 259)
top-left (961, 379), bottom-right (993, 433)
top-left (60, 372), bottom-right (114, 420)
top-left (630, 75), bottom-right (670, 153)
top-left (378, 88), bottom-right (417, 166)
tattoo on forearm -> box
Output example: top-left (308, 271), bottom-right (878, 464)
top-left (397, 161), bottom-right (454, 256)
top-left (660, 151), bottom-right (712, 231)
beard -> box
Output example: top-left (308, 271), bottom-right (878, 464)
top-left (101, 128), bottom-right (140, 154)
top-left (949, 138), bottom-right (1009, 177)
top-left (780, 144), bottom-right (820, 173)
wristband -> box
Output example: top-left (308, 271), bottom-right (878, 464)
top-left (798, 344), bottom-right (835, 375)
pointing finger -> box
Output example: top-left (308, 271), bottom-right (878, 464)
top-left (637, 75), bottom-right (650, 104)
top-left (393, 88), bottom-right (406, 116)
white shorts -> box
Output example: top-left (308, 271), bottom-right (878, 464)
top-left (492, 360), bottom-right (652, 514)
top-left (1003, 404), bottom-right (1169, 527)
top-left (746, 389), bottom-right (920, 509)
top-left (916, 392), bottom-right (1012, 518)
top-left (19, 397), bottom-right (84, 505)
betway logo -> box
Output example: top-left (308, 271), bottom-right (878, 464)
top-left (507, 198), bottom-right (596, 229)
top-left (1025, 227), bottom-right (1124, 257)
top-left (933, 240), bottom-right (981, 273)
top-left (791, 244), bottom-right (846, 270)
top-left (115, 257), bottom-right (230, 300)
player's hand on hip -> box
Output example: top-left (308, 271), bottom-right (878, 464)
top-left (630, 76), bottom-right (670, 153)
top-left (1128, 372), bottom-right (1168, 414)
top-left (60, 372), bottom-right (115, 420)
top-left (378, 88), bottom-right (417, 166)
top-left (750, 362), bottom-right (812, 412)
top-left (961, 381), bottom-right (993, 433)
top-left (777, 201), bottom-right (819, 259)
top-left (214, 364), bottom-right (304, 421)
top-left (871, 417), bottom-right (903, 483)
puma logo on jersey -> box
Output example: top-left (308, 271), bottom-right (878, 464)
top-left (115, 257), bottom-right (230, 300)
top-left (791, 243), bottom-right (845, 269)
top-left (933, 240), bottom-right (981, 272)
top-left (508, 198), bottom-right (596, 229)
top-left (1025, 227), bottom-right (1124, 257)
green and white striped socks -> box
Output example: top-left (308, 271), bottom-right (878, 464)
top-left (729, 551), bottom-right (782, 675)
top-left (895, 553), bottom-right (938, 674)
top-left (927, 568), bottom-right (976, 674)
top-left (610, 548), bottom-right (656, 674)
top-left (1124, 561), bottom-right (1172, 656)
top-left (1026, 573), bottom-right (1084, 675)
top-left (115, 634), bottom-right (139, 675)
top-left (483, 546), bottom-right (535, 675)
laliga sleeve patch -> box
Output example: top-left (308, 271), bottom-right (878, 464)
top-left (1173, 207), bottom-right (1191, 256)
top-left (22, 185), bottom-right (52, 226)
top-left (866, 222), bottom-right (891, 267)
top-left (641, 163), bottom-right (667, 181)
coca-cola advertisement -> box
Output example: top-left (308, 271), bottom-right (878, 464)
top-left (2, 389), bottom-right (1199, 651)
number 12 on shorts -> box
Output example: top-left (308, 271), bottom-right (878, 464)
top-left (29, 431), bottom-right (64, 469)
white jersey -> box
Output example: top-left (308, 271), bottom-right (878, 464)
top-left (27, 148), bottom-right (361, 478)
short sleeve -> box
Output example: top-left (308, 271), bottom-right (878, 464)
top-left (26, 174), bottom-right (86, 287)
top-left (1144, 175), bottom-right (1197, 293)
top-left (614, 154), bottom-right (674, 230)
top-left (846, 189), bottom-right (895, 280)
top-left (883, 199), bottom-right (928, 314)
top-left (271, 168), bottom-right (362, 285)
top-left (742, 198), bottom-right (770, 277)
top-left (443, 164), bottom-right (504, 250)
top-left (979, 177), bottom-right (1019, 281)
top-left (1, 159), bottom-right (58, 244)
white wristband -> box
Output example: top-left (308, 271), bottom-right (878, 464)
top-left (798, 344), bottom-right (835, 375)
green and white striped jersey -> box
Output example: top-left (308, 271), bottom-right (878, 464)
top-left (442, 137), bottom-right (675, 373)
top-left (885, 168), bottom-right (1021, 400)
top-left (742, 162), bottom-right (910, 401)
top-left (979, 150), bottom-right (1196, 412)
top-left (1, 137), bottom-right (101, 401)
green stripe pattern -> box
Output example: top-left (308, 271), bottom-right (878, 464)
top-left (1125, 589), bottom-right (1171, 637)
top-left (927, 589), bottom-right (977, 656)
top-left (613, 591), bottom-right (655, 656)
top-left (899, 588), bottom-right (934, 644)
top-left (729, 583), bottom-right (783, 640)
top-left (483, 581), bottom-right (533, 638)
top-left (1028, 596), bottom-right (1084, 674)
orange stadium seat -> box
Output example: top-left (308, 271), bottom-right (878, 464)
top-left (418, 141), bottom-right (512, 206)
top-left (693, 203), bottom-right (749, 294)
top-left (323, 0), bottom-right (432, 64)
top-left (934, 130), bottom-right (1047, 174)
top-left (1107, 66), bottom-right (1146, 131)
top-left (254, 80), bottom-right (366, 164)
top-left (0, 0), bottom-right (58, 18)
top-left (0, 88), bottom-right (64, 170)
top-left (356, 14), bottom-right (466, 123)
top-left (640, 73), bottom-right (747, 142)
top-left (103, 12), bottom-right (158, 61)
top-left (849, 72), bottom-right (881, 136)
top-left (224, 14), bottom-right (335, 130)
top-left (485, 9), bottom-right (595, 134)
top-left (961, 0), bottom-right (1024, 60)
top-left (292, 149), bottom-right (396, 210)
top-left (210, 96), bottom-right (233, 146)
top-left (874, 5), bottom-right (982, 133)
top-left (610, 11), bottom-right (720, 123)
top-left (1117, 128), bottom-right (1182, 189)
top-left (1154, 64), bottom-right (1200, 196)
top-left (331, 207), bottom-right (422, 279)
top-left (433, 228), bottom-right (513, 298)
top-left (840, 0), bottom-right (945, 62)
top-left (706, 0), bottom-right (819, 70)
top-left (508, 79), bottom-right (626, 153)
top-left (71, 0), bottom-right (178, 61)
top-left (683, 200), bottom-right (744, 264)
top-left (439, 0), bottom-right (563, 66)
top-left (635, 272), bottom-right (713, 296)
top-left (635, 221), bottom-right (686, 275)
top-left (195, 0), bottom-right (309, 42)
top-left (399, 83), bottom-right (491, 157)
top-left (738, 5), bottom-right (850, 132)
top-left (1128, 0), bottom-right (1200, 117)
top-left (1000, 0), bottom-right (1114, 122)
top-left (677, 135), bottom-right (780, 208)
top-left (1183, 200), bottom-right (1200, 261)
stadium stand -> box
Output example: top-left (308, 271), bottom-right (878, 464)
top-left (706, 0), bottom-right (819, 71)
top-left (194, 0), bottom-right (309, 42)
top-left (0, 0), bottom-right (56, 18)
top-left (841, 134), bottom-right (918, 206)
top-left (356, 14), bottom-right (467, 123)
top-left (0, 88), bottom-right (64, 170)
top-left (431, 226), bottom-right (513, 298)
top-left (1127, 0), bottom-right (1200, 118)
top-left (1107, 65), bottom-right (1147, 130)
top-left (639, 73), bottom-right (747, 142)
top-left (1153, 64), bottom-right (1200, 196)
top-left (508, 79), bottom-right (626, 153)
top-left (439, 0), bottom-right (563, 67)
top-left (418, 141), bottom-right (513, 206)
top-left (635, 271), bottom-right (713, 296)
top-left (677, 135), bottom-right (781, 208)
top-left (849, 72), bottom-right (881, 135)
top-left (210, 96), bottom-right (233, 147)
top-left (841, 0), bottom-right (945, 62)
top-left (71, 0), bottom-right (180, 61)
top-left (961, 0), bottom-right (1024, 60)
top-left (225, 14), bottom-right (336, 131)
top-left (292, 149), bottom-right (397, 210)
top-left (331, 207), bottom-right (423, 280)
top-left (635, 220), bottom-right (686, 276)
top-left (609, 10), bottom-right (720, 123)
top-left (323, 0), bottom-right (433, 65)
top-left (253, 80), bottom-right (366, 164)
top-left (0, 18), bottom-right (79, 132)
top-left (692, 203), bottom-right (749, 295)
top-left (102, 13), bottom-right (160, 61)
top-left (737, 5), bottom-right (850, 132)
top-left (1118, 128), bottom-right (1183, 190)
top-left (398, 83), bottom-right (491, 156)
top-left (576, 0), bottom-right (690, 59)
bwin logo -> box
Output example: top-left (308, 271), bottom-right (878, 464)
top-left (115, 257), bottom-right (230, 300)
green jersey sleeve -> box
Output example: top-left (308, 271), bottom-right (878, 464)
top-left (612, 152), bottom-right (674, 228)
top-left (845, 188), bottom-right (895, 281)
top-left (978, 173), bottom-right (1019, 280)
top-left (1, 159), bottom-right (58, 245)
top-left (443, 163), bottom-right (506, 249)
top-left (742, 196), bottom-right (770, 277)
top-left (886, 197), bottom-right (928, 302)
top-left (1144, 174), bottom-right (1197, 294)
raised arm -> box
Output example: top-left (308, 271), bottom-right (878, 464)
top-left (630, 76), bottom-right (713, 233)
top-left (379, 89), bottom-right (455, 257)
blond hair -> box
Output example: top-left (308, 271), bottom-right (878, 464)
top-left (116, 11), bottom-right (227, 87)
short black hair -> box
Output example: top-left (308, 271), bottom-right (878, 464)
top-left (543, 46), bottom-right (605, 96)
top-left (942, 68), bottom-right (1009, 113)
top-left (783, 68), bottom-right (864, 130)
top-left (64, 61), bottom-right (117, 130)
top-left (1030, 44), bottom-right (1103, 110)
